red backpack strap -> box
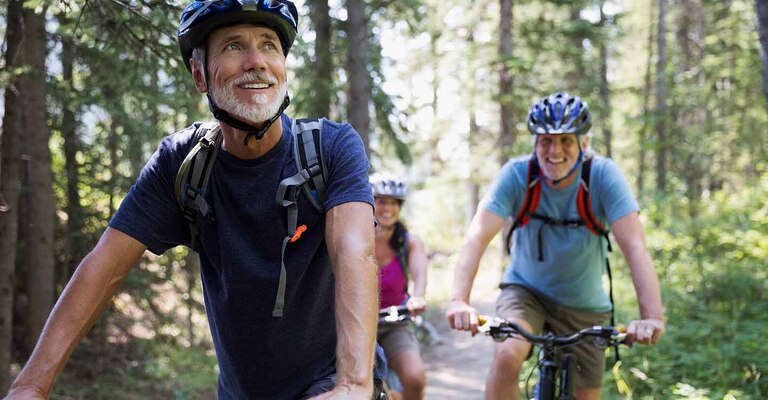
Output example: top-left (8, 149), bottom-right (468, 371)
top-left (506, 157), bottom-right (542, 253)
top-left (576, 158), bottom-right (618, 362)
top-left (576, 158), bottom-right (610, 237)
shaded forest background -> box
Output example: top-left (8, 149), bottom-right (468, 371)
top-left (0, 0), bottom-right (766, 398)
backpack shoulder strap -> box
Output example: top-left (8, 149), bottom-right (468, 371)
top-left (397, 231), bottom-right (409, 281)
top-left (505, 157), bottom-right (542, 253)
top-left (272, 117), bottom-right (327, 318)
top-left (293, 117), bottom-right (328, 211)
top-left (576, 157), bottom-right (618, 361)
top-left (576, 157), bottom-right (610, 238)
top-left (174, 122), bottom-right (222, 251)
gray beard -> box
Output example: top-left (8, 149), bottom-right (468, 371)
top-left (210, 80), bottom-right (288, 124)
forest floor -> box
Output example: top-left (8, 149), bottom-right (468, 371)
top-left (420, 298), bottom-right (497, 400)
top-left (418, 257), bottom-right (503, 400)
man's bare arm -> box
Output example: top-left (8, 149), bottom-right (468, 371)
top-left (319, 201), bottom-right (377, 398)
top-left (6, 228), bottom-right (146, 398)
top-left (612, 212), bottom-right (665, 345)
top-left (446, 208), bottom-right (505, 333)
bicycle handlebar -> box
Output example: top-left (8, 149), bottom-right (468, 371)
top-left (379, 305), bottom-right (412, 324)
top-left (477, 315), bottom-right (627, 347)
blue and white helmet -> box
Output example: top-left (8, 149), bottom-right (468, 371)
top-left (370, 173), bottom-right (408, 201)
top-left (526, 92), bottom-right (592, 136)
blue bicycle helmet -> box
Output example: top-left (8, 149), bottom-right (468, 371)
top-left (178, 0), bottom-right (299, 72)
top-left (526, 92), bottom-right (592, 136)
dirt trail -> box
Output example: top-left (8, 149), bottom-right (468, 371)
top-left (421, 299), bottom-right (497, 400)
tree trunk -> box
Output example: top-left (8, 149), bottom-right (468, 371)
top-left (655, 0), bottom-right (668, 192)
top-left (0, 0), bottom-right (24, 391)
top-left (498, 0), bottom-right (515, 165)
top-left (677, 0), bottom-right (706, 217)
top-left (108, 117), bottom-right (120, 218)
top-left (311, 0), bottom-right (333, 118)
top-left (467, 111), bottom-right (480, 230)
top-left (567, 7), bottom-right (586, 93)
top-left (638, 2), bottom-right (655, 199)
top-left (59, 14), bottom-right (86, 286)
top-left (345, 0), bottom-right (371, 156)
top-left (466, 26), bottom-right (480, 232)
top-left (498, 0), bottom-right (515, 259)
top-left (677, 0), bottom-right (693, 72)
top-left (598, 1), bottom-right (612, 158)
top-left (21, 3), bottom-right (56, 356)
top-left (756, 0), bottom-right (768, 109)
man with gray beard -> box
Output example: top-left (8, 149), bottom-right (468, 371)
top-left (5, 1), bottom-right (383, 399)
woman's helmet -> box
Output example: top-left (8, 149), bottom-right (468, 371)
top-left (370, 173), bottom-right (408, 201)
top-left (177, 0), bottom-right (299, 72)
top-left (526, 92), bottom-right (592, 136)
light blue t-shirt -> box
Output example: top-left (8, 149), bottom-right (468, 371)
top-left (480, 154), bottom-right (639, 313)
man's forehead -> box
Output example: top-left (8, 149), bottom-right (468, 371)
top-left (209, 24), bottom-right (280, 41)
top-left (537, 134), bottom-right (579, 140)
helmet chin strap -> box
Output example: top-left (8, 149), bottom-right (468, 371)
top-left (207, 93), bottom-right (291, 145)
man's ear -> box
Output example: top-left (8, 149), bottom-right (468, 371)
top-left (190, 58), bottom-right (208, 93)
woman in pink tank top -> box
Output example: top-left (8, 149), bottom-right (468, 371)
top-left (371, 173), bottom-right (429, 400)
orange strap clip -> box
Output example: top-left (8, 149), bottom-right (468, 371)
top-left (290, 224), bottom-right (308, 243)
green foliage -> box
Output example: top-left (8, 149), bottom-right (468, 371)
top-left (56, 338), bottom-right (217, 399)
top-left (603, 181), bottom-right (768, 398)
top-left (139, 341), bottom-right (219, 399)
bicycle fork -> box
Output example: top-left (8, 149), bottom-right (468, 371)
top-left (534, 352), bottom-right (576, 400)
top-left (557, 354), bottom-right (575, 400)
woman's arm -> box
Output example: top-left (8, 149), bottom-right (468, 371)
top-left (406, 234), bottom-right (429, 314)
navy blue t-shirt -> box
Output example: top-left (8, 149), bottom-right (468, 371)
top-left (109, 114), bottom-right (376, 399)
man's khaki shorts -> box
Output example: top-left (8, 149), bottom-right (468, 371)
top-left (496, 284), bottom-right (612, 388)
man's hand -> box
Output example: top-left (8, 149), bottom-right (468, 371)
top-left (406, 296), bottom-right (427, 316)
top-left (308, 383), bottom-right (372, 399)
top-left (445, 299), bottom-right (480, 335)
top-left (625, 318), bottom-right (665, 347)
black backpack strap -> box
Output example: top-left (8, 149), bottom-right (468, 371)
top-left (293, 118), bottom-right (327, 211)
top-left (272, 118), bottom-right (326, 317)
top-left (174, 122), bottom-right (222, 252)
top-left (505, 157), bottom-right (542, 254)
top-left (397, 231), bottom-right (409, 294)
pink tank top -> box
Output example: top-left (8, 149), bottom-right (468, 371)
top-left (379, 257), bottom-right (407, 308)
